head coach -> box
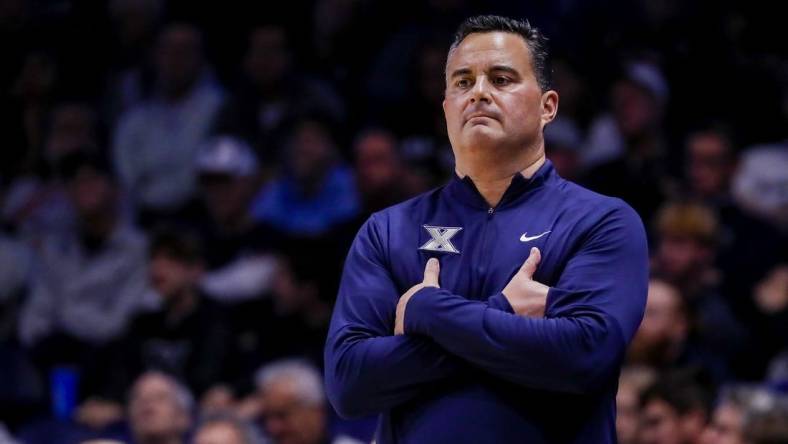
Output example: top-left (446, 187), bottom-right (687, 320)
top-left (324, 14), bottom-right (649, 444)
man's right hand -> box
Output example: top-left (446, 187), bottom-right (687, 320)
top-left (501, 247), bottom-right (550, 317)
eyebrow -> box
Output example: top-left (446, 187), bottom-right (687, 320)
top-left (449, 65), bottom-right (521, 78)
top-left (449, 68), bottom-right (472, 79)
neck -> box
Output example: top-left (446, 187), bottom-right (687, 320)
top-left (455, 146), bottom-right (546, 208)
top-left (80, 210), bottom-right (117, 241)
top-left (166, 288), bottom-right (198, 324)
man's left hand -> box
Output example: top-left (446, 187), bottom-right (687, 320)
top-left (395, 258), bottom-right (440, 335)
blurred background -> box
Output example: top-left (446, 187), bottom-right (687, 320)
top-left (0, 0), bottom-right (786, 443)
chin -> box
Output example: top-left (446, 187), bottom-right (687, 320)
top-left (462, 126), bottom-right (505, 147)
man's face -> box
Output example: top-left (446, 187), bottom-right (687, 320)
top-left (616, 381), bottom-right (642, 444)
top-left (687, 132), bottom-right (735, 198)
top-left (128, 374), bottom-right (190, 442)
top-left (640, 399), bottom-right (684, 444)
top-left (443, 32), bottom-right (556, 161)
top-left (155, 25), bottom-right (203, 96)
top-left (149, 253), bottom-right (201, 300)
top-left (701, 403), bottom-right (745, 444)
top-left (261, 380), bottom-right (325, 444)
top-left (194, 421), bottom-right (247, 444)
top-left (66, 167), bottom-right (114, 218)
top-left (630, 280), bottom-right (687, 363)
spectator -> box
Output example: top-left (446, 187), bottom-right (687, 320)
top-left (193, 136), bottom-right (277, 303)
top-left (255, 359), bottom-right (362, 444)
top-left (580, 61), bottom-right (676, 226)
top-left (18, 151), bottom-right (152, 369)
top-left (639, 370), bottom-right (712, 444)
top-left (192, 414), bottom-right (262, 444)
top-left (701, 385), bottom-right (769, 444)
top-left (250, 117), bottom-right (359, 238)
top-left (128, 372), bottom-right (193, 444)
top-left (617, 365), bottom-right (657, 444)
top-left (113, 23), bottom-right (224, 227)
top-left (627, 279), bottom-right (690, 369)
top-left (652, 201), bottom-right (749, 375)
top-left (104, 229), bottom-right (232, 401)
top-left (353, 128), bottom-right (423, 218)
top-left (683, 124), bottom-right (784, 313)
top-left (214, 25), bottom-right (344, 164)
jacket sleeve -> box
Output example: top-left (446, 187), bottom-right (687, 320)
top-left (404, 202), bottom-right (649, 394)
top-left (324, 215), bottom-right (461, 418)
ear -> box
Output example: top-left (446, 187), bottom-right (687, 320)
top-left (540, 90), bottom-right (559, 128)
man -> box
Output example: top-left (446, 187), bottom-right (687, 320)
top-left (128, 372), bottom-right (193, 444)
top-left (639, 371), bottom-right (711, 444)
top-left (255, 359), bottom-right (362, 444)
top-left (324, 15), bottom-right (648, 443)
top-left (192, 414), bottom-right (262, 444)
top-left (113, 23), bottom-right (224, 226)
top-left (18, 150), bottom-right (151, 358)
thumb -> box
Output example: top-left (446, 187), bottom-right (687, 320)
top-left (519, 247), bottom-right (541, 279)
top-left (423, 257), bottom-right (440, 287)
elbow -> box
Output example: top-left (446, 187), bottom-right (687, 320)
top-left (324, 371), bottom-right (372, 419)
top-left (562, 319), bottom-right (627, 394)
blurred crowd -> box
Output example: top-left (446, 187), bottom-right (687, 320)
top-left (0, 0), bottom-right (786, 443)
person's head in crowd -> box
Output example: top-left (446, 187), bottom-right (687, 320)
top-left (196, 136), bottom-right (261, 230)
top-left (192, 414), bottom-right (262, 444)
top-left (44, 102), bottom-right (99, 164)
top-left (544, 116), bottom-right (582, 180)
top-left (244, 24), bottom-right (292, 92)
top-left (109, 0), bottom-right (163, 49)
top-left (702, 386), bottom-right (788, 444)
top-left (128, 371), bottom-right (193, 444)
top-left (155, 23), bottom-right (205, 99)
top-left (654, 201), bottom-right (720, 287)
top-left (611, 61), bottom-right (668, 142)
top-left (56, 150), bottom-right (118, 226)
top-left (12, 50), bottom-right (58, 101)
top-left (742, 395), bottom-right (788, 444)
top-left (286, 116), bottom-right (339, 191)
top-left (354, 128), bottom-right (401, 192)
top-left (255, 359), bottom-right (329, 444)
top-left (271, 248), bottom-right (333, 321)
top-left (617, 365), bottom-right (657, 444)
top-left (639, 370), bottom-right (711, 444)
top-left (685, 124), bottom-right (738, 201)
top-left (628, 278), bottom-right (689, 367)
top-left (149, 229), bottom-right (204, 305)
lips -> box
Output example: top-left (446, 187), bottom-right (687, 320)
top-left (464, 111), bottom-right (499, 124)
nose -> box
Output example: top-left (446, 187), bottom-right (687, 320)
top-left (470, 75), bottom-right (492, 104)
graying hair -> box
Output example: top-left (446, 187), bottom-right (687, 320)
top-left (255, 359), bottom-right (325, 406)
top-left (194, 413), bottom-right (264, 444)
top-left (132, 371), bottom-right (195, 413)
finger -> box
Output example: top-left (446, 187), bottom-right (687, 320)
top-left (423, 257), bottom-right (440, 287)
top-left (519, 247), bottom-right (541, 279)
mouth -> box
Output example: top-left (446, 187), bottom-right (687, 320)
top-left (464, 112), bottom-right (498, 125)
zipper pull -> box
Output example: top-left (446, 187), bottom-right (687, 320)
top-left (488, 207), bottom-right (494, 215)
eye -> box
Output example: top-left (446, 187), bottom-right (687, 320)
top-left (493, 76), bottom-right (511, 86)
top-left (455, 78), bottom-right (471, 88)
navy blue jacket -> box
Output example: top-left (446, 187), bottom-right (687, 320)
top-left (325, 160), bottom-right (649, 443)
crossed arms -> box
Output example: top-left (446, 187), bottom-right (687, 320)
top-left (324, 205), bottom-right (648, 418)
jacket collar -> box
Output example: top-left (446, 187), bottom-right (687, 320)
top-left (447, 158), bottom-right (557, 210)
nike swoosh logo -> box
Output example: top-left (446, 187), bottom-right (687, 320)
top-left (520, 231), bottom-right (551, 242)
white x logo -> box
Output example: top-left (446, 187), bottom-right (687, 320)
top-left (419, 225), bottom-right (463, 254)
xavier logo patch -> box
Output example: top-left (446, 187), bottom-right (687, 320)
top-left (419, 225), bottom-right (463, 254)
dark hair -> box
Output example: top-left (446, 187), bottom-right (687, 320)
top-left (54, 149), bottom-right (114, 181)
top-left (150, 227), bottom-right (204, 264)
top-left (449, 15), bottom-right (552, 91)
top-left (640, 368), bottom-right (713, 415)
